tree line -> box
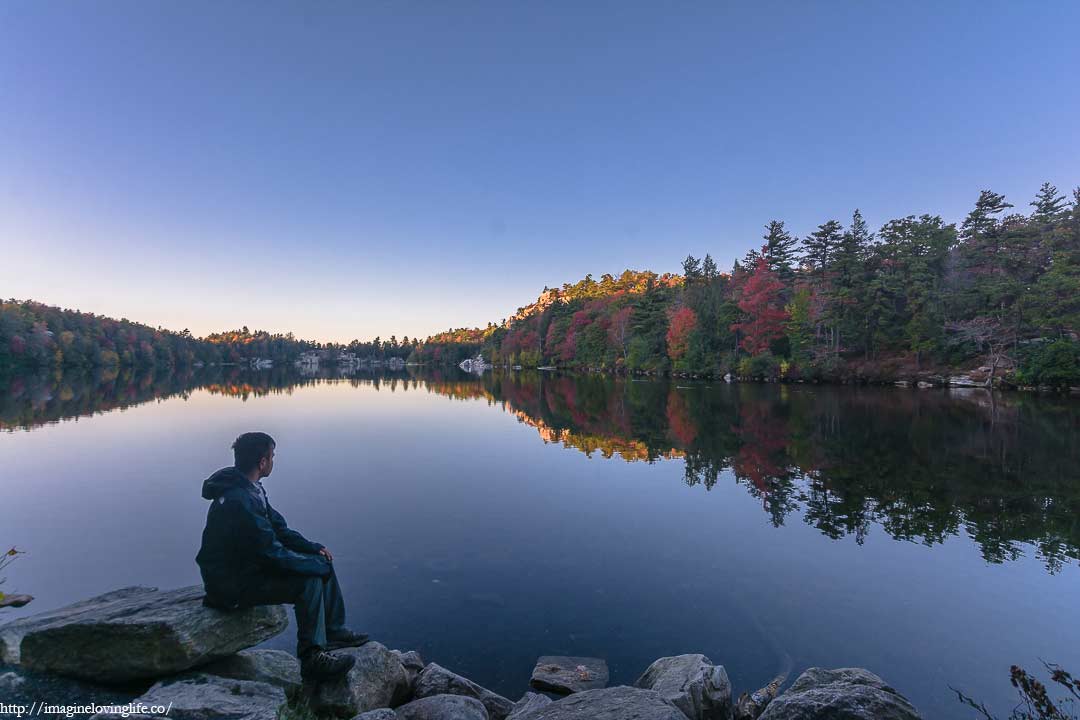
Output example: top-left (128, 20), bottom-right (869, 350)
top-left (0, 300), bottom-right (414, 373)
top-left (413, 183), bottom-right (1080, 387)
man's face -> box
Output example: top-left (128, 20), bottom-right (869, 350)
top-left (258, 446), bottom-right (275, 478)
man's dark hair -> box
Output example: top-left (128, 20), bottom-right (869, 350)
top-left (233, 432), bottom-right (276, 473)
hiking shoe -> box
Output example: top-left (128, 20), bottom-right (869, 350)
top-left (301, 650), bottom-right (356, 680)
top-left (326, 628), bottom-right (370, 650)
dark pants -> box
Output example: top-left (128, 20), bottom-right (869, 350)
top-left (236, 566), bottom-right (347, 657)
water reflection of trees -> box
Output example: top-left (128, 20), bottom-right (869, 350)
top-left (4, 367), bottom-right (1077, 572)
top-left (444, 373), bottom-right (1080, 573)
top-left (0, 366), bottom-right (418, 431)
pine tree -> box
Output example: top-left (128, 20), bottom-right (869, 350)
top-left (960, 189), bottom-right (1012, 243)
top-left (802, 220), bottom-right (843, 277)
top-left (1030, 182), bottom-right (1068, 226)
top-left (829, 210), bottom-right (873, 353)
top-left (682, 254), bottom-right (702, 283)
top-left (702, 254), bottom-right (718, 282)
top-left (762, 220), bottom-right (798, 282)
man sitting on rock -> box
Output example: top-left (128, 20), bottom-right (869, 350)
top-left (196, 431), bottom-right (368, 680)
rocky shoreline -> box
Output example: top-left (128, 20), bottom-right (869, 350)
top-left (0, 585), bottom-right (924, 720)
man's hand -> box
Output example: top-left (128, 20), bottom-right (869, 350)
top-left (318, 547), bottom-right (334, 562)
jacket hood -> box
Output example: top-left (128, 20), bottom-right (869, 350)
top-left (202, 466), bottom-right (251, 500)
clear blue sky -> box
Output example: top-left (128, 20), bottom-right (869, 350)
top-left (2, 1), bottom-right (1078, 342)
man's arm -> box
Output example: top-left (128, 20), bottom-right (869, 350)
top-left (265, 498), bottom-right (324, 555)
top-left (227, 494), bottom-right (330, 576)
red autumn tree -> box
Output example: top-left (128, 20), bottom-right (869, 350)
top-left (731, 252), bottom-right (789, 355)
top-left (666, 306), bottom-right (698, 361)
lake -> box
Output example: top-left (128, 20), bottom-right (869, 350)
top-left (2, 366), bottom-right (1079, 718)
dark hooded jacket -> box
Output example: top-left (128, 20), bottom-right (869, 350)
top-left (196, 466), bottom-right (330, 605)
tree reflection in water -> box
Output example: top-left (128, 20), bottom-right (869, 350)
top-left (4, 367), bottom-right (1077, 573)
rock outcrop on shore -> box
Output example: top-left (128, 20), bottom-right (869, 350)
top-left (757, 667), bottom-right (921, 720)
top-left (91, 674), bottom-right (286, 720)
top-left (0, 586), bottom-right (926, 720)
top-left (12, 585), bottom-right (288, 683)
top-left (199, 649), bottom-right (301, 695)
top-left (413, 662), bottom-right (515, 719)
top-left (1, 586), bottom-right (157, 664)
top-left (307, 642), bottom-right (410, 717)
top-left (635, 654), bottom-right (733, 720)
top-left (512, 685), bottom-right (688, 719)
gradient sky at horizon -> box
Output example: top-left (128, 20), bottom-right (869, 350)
top-left (2, 1), bottom-right (1078, 342)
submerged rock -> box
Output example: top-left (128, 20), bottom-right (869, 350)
top-left (529, 656), bottom-right (608, 694)
top-left (91, 674), bottom-right (285, 720)
top-left (635, 654), bottom-right (732, 720)
top-left (758, 667), bottom-right (921, 720)
top-left (0, 586), bottom-right (158, 664)
top-left (512, 686), bottom-right (686, 720)
top-left (414, 662), bottom-right (514, 719)
top-left (200, 648), bottom-right (301, 694)
top-left (396, 694), bottom-right (489, 720)
top-left (15, 585), bottom-right (287, 683)
top-left (309, 642), bottom-right (410, 718)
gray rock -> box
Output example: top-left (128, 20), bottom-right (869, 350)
top-left (91, 674), bottom-right (286, 720)
top-left (0, 671), bottom-right (26, 691)
top-left (635, 654), bottom-right (732, 720)
top-left (512, 686), bottom-right (686, 720)
top-left (310, 642), bottom-right (411, 718)
top-left (507, 693), bottom-right (551, 719)
top-left (393, 650), bottom-right (426, 673)
top-left (529, 656), bottom-right (608, 694)
top-left (16, 586), bottom-right (287, 683)
top-left (200, 649), bottom-right (301, 695)
top-left (392, 650), bottom-right (425, 696)
top-left (415, 662), bottom-right (514, 719)
top-left (758, 667), bottom-right (921, 720)
top-left (0, 586), bottom-right (158, 664)
top-left (395, 694), bottom-right (489, 720)
top-left (351, 711), bottom-right (399, 720)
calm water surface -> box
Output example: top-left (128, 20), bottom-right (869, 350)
top-left (2, 368), bottom-right (1078, 718)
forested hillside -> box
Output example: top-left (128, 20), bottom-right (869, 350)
top-left (0, 301), bottom-right (415, 373)
top-left (413, 183), bottom-right (1080, 387)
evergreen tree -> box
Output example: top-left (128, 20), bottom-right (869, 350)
top-left (762, 220), bottom-right (798, 283)
top-left (682, 255), bottom-right (702, 283)
top-left (702, 254), bottom-right (718, 282)
top-left (802, 220), bottom-right (843, 277)
top-left (1030, 182), bottom-right (1068, 226)
top-left (960, 189), bottom-right (1012, 243)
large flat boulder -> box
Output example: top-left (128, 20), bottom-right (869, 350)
top-left (16, 586), bottom-right (288, 683)
top-left (395, 694), bottom-right (489, 720)
top-left (529, 656), bottom-right (608, 694)
top-left (91, 674), bottom-right (286, 720)
top-left (758, 668), bottom-right (921, 720)
top-left (635, 654), bottom-right (732, 720)
top-left (414, 662), bottom-right (514, 719)
top-left (0, 586), bottom-right (158, 664)
top-left (511, 686), bottom-right (686, 720)
top-left (200, 649), bottom-right (302, 695)
top-left (309, 642), bottom-right (410, 718)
